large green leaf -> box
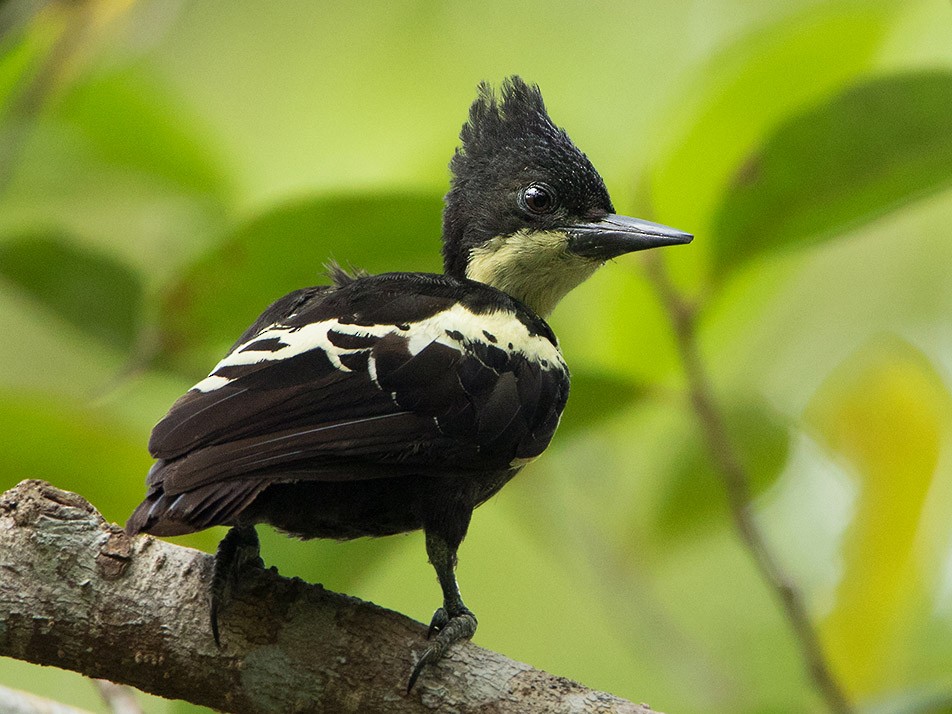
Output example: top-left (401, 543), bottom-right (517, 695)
top-left (0, 233), bottom-right (143, 351)
top-left (653, 399), bottom-right (791, 537)
top-left (55, 70), bottom-right (232, 199)
top-left (650, 3), bottom-right (898, 255)
top-left (712, 71), bottom-right (952, 274)
top-left (158, 192), bottom-right (442, 374)
top-left (0, 56), bottom-right (233, 284)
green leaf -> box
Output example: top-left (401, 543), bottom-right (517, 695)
top-left (55, 70), bottom-right (232, 198)
top-left (158, 191), bottom-right (442, 374)
top-left (0, 233), bottom-right (143, 351)
top-left (650, 3), bottom-right (897, 252)
top-left (557, 369), bottom-right (646, 439)
top-left (0, 64), bottom-right (233, 280)
top-left (712, 71), bottom-right (952, 274)
top-left (653, 399), bottom-right (790, 537)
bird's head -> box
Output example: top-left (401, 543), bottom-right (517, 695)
top-left (442, 77), bottom-right (691, 317)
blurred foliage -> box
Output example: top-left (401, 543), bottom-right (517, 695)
top-left (713, 71), bottom-right (952, 275)
top-left (1, 1), bottom-right (952, 713)
top-left (0, 232), bottom-right (143, 349)
top-left (808, 339), bottom-right (952, 699)
top-left (654, 399), bottom-right (791, 538)
top-left (158, 192), bottom-right (443, 372)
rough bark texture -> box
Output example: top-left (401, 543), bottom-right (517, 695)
top-left (0, 480), bottom-right (659, 714)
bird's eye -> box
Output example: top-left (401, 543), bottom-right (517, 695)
top-left (520, 183), bottom-right (557, 215)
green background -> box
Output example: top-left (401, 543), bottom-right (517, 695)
top-left (2, 0), bottom-right (952, 712)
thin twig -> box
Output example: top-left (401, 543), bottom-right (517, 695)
top-left (642, 251), bottom-right (853, 714)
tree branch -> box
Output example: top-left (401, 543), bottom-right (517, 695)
top-left (643, 253), bottom-right (853, 714)
top-left (0, 479), bottom-right (658, 714)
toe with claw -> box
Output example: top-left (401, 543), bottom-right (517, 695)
top-left (407, 606), bottom-right (477, 692)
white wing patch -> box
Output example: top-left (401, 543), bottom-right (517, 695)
top-left (413, 303), bottom-right (564, 366)
top-left (192, 305), bottom-right (565, 393)
top-left (192, 319), bottom-right (391, 392)
top-left (192, 375), bottom-right (233, 392)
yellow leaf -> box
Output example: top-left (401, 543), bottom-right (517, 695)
top-left (806, 337), bottom-right (951, 696)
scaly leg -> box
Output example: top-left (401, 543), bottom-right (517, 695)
top-left (407, 529), bottom-right (478, 692)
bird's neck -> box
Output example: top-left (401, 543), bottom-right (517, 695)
top-left (461, 230), bottom-right (600, 317)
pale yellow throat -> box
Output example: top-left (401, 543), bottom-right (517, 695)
top-left (464, 230), bottom-right (601, 317)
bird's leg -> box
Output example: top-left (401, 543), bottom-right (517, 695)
top-left (407, 529), bottom-right (478, 692)
top-left (210, 524), bottom-right (263, 647)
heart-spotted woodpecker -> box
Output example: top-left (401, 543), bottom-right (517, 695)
top-left (126, 76), bottom-right (691, 690)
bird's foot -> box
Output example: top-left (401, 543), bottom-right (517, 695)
top-left (407, 606), bottom-right (477, 692)
top-left (210, 525), bottom-right (263, 647)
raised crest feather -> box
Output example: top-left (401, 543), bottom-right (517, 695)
top-left (455, 76), bottom-right (567, 164)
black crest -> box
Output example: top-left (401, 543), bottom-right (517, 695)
top-left (454, 77), bottom-right (565, 171)
top-left (442, 77), bottom-right (612, 277)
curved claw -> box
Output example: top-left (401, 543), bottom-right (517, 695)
top-left (406, 609), bottom-right (477, 693)
top-left (407, 644), bottom-right (439, 693)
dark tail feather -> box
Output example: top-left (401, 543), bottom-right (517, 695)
top-left (126, 490), bottom-right (198, 537)
top-left (125, 494), bottom-right (154, 536)
top-left (127, 459), bottom-right (266, 537)
top-left (127, 460), bottom-right (173, 535)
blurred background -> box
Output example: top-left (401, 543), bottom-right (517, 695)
top-left (1, 0), bottom-right (952, 712)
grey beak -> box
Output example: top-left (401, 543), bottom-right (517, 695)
top-left (567, 214), bottom-right (693, 260)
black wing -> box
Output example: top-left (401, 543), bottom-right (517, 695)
top-left (129, 273), bottom-right (568, 535)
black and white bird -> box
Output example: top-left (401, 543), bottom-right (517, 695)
top-left (126, 76), bottom-right (691, 688)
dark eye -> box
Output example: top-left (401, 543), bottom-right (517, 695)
top-left (520, 183), bottom-right (557, 214)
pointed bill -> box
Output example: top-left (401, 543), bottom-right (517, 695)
top-left (567, 214), bottom-right (693, 260)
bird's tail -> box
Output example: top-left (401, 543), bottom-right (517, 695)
top-left (126, 461), bottom-right (192, 536)
top-left (126, 460), bottom-right (266, 537)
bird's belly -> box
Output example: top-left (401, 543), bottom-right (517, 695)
top-left (244, 477), bottom-right (422, 539)
top-left (243, 469), bottom-right (518, 541)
